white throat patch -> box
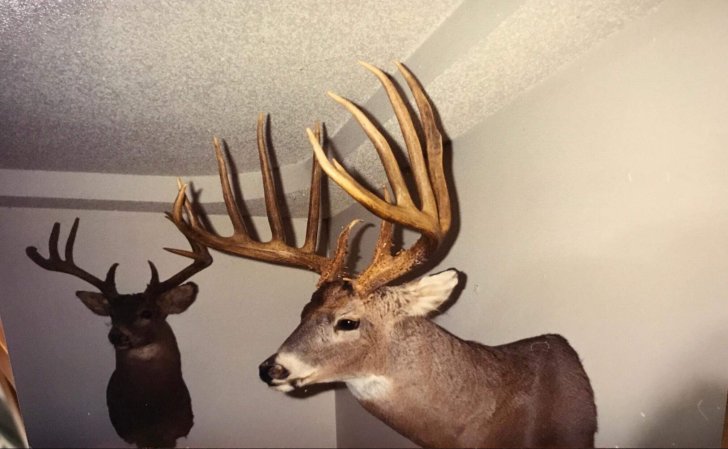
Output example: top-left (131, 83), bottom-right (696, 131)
top-left (346, 375), bottom-right (391, 401)
top-left (125, 343), bottom-right (162, 361)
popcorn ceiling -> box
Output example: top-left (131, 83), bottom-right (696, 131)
top-left (326, 0), bottom-right (664, 215)
top-left (0, 0), bottom-right (665, 216)
top-left (427, 0), bottom-right (664, 139)
top-left (0, 0), bottom-right (462, 176)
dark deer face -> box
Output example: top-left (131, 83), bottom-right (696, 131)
top-left (76, 284), bottom-right (198, 351)
top-left (25, 216), bottom-right (210, 354)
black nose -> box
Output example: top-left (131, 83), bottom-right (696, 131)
top-left (259, 354), bottom-right (289, 385)
top-left (108, 328), bottom-right (129, 347)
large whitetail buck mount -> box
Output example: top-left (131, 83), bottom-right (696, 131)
top-left (26, 217), bottom-right (212, 448)
top-left (171, 62), bottom-right (597, 448)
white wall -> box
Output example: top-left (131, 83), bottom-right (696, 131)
top-left (333, 1), bottom-right (728, 447)
top-left (0, 207), bottom-right (336, 447)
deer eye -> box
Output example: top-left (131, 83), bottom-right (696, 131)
top-left (139, 310), bottom-right (154, 320)
top-left (335, 319), bottom-right (360, 331)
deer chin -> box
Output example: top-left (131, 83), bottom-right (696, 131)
top-left (271, 382), bottom-right (295, 393)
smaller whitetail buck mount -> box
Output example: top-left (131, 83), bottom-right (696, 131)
top-left (171, 62), bottom-right (598, 448)
top-left (25, 217), bottom-right (212, 448)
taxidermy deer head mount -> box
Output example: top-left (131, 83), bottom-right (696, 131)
top-left (172, 62), bottom-right (597, 448)
top-left (26, 218), bottom-right (211, 448)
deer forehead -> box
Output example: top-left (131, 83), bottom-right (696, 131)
top-left (305, 288), bottom-right (394, 321)
top-left (306, 271), bottom-right (459, 320)
top-left (110, 294), bottom-right (156, 311)
top-left (303, 290), bottom-right (402, 319)
top-left (304, 282), bottom-right (356, 315)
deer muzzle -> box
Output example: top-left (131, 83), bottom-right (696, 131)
top-left (108, 327), bottom-right (131, 348)
top-left (259, 354), bottom-right (290, 385)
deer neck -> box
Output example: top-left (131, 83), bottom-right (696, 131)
top-left (346, 317), bottom-right (502, 448)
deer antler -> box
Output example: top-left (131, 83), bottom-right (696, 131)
top-left (308, 62), bottom-right (450, 296)
top-left (26, 217), bottom-right (213, 297)
top-left (146, 206), bottom-right (213, 294)
top-left (169, 114), bottom-right (358, 286)
top-left (26, 218), bottom-right (120, 297)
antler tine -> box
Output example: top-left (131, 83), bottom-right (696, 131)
top-left (170, 135), bottom-right (257, 250)
top-left (168, 116), bottom-right (356, 283)
top-left (396, 61), bottom-right (450, 233)
top-left (358, 61), bottom-right (437, 219)
top-left (25, 218), bottom-right (119, 297)
top-left (307, 127), bottom-right (437, 237)
top-left (257, 113), bottom-right (286, 243)
top-left (369, 187), bottom-right (395, 266)
top-left (302, 123), bottom-right (323, 253)
top-left (153, 227), bottom-right (212, 295)
top-left (309, 62), bottom-right (450, 295)
top-left (213, 136), bottom-right (250, 239)
top-left (324, 91), bottom-right (413, 209)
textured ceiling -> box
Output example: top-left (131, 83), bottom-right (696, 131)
top-left (0, 0), bottom-right (461, 175)
top-left (0, 0), bottom-right (664, 216)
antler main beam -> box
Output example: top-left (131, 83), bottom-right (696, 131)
top-left (26, 216), bottom-right (213, 297)
top-left (26, 218), bottom-right (120, 297)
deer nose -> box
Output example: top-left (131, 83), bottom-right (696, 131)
top-left (108, 328), bottom-right (129, 347)
top-left (259, 355), bottom-right (289, 384)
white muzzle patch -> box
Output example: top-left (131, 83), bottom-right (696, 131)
top-left (271, 352), bottom-right (317, 392)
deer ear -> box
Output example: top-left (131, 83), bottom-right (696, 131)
top-left (76, 291), bottom-right (111, 316)
top-left (159, 282), bottom-right (199, 314)
top-left (399, 269), bottom-right (459, 317)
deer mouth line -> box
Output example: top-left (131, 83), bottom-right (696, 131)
top-left (260, 352), bottom-right (318, 391)
top-left (271, 374), bottom-right (313, 392)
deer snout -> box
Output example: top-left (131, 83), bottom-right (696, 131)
top-left (259, 355), bottom-right (289, 385)
top-left (108, 328), bottom-right (131, 347)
